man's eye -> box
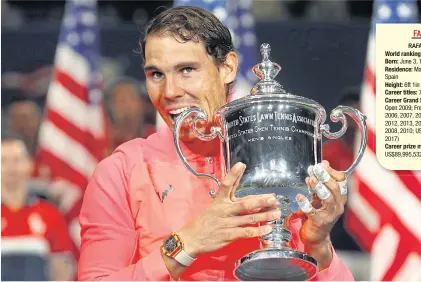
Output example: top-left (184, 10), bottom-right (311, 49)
top-left (152, 72), bottom-right (163, 79)
top-left (182, 67), bottom-right (193, 74)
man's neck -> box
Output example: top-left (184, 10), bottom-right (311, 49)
top-left (2, 185), bottom-right (28, 210)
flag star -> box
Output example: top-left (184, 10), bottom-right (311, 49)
top-left (246, 69), bottom-right (256, 82)
top-left (212, 6), bottom-right (227, 22)
top-left (243, 32), bottom-right (256, 46)
top-left (239, 0), bottom-right (253, 9)
top-left (228, 16), bottom-right (239, 30)
top-left (234, 33), bottom-right (242, 48)
top-left (240, 13), bottom-right (254, 28)
top-left (64, 16), bottom-right (76, 28)
top-left (377, 4), bottom-right (392, 20)
top-left (397, 3), bottom-right (412, 19)
top-left (67, 32), bottom-right (80, 46)
top-left (237, 53), bottom-right (243, 65)
top-left (74, 0), bottom-right (95, 6)
top-left (81, 11), bottom-right (96, 26)
top-left (82, 30), bottom-right (95, 44)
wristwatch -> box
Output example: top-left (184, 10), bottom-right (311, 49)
top-left (161, 232), bottom-right (197, 266)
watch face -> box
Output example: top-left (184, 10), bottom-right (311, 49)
top-left (164, 236), bottom-right (178, 253)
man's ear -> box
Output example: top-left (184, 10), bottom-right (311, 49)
top-left (220, 51), bottom-right (238, 85)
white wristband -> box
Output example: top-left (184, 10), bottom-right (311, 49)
top-left (174, 249), bottom-right (197, 266)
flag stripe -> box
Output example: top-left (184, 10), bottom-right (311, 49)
top-left (370, 225), bottom-right (401, 280)
top-left (44, 108), bottom-right (102, 161)
top-left (55, 68), bottom-right (89, 103)
top-left (357, 148), bottom-right (421, 243)
top-left (34, 0), bottom-right (106, 256)
top-left (39, 121), bottom-right (97, 179)
top-left (347, 179), bottom-right (380, 233)
top-left (383, 246), bottom-right (411, 280)
top-left (346, 202), bottom-right (376, 250)
top-left (36, 148), bottom-right (88, 189)
top-left (365, 66), bottom-right (376, 97)
top-left (365, 127), bottom-right (421, 200)
top-left (55, 44), bottom-right (90, 86)
top-left (392, 252), bottom-right (421, 280)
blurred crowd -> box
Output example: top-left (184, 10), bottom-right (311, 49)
top-left (1, 74), bottom-right (158, 280)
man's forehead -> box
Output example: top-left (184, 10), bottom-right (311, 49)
top-left (145, 34), bottom-right (207, 63)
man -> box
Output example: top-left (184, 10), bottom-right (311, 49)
top-left (104, 76), bottom-right (156, 154)
top-left (6, 100), bottom-right (42, 157)
top-left (1, 131), bottom-right (75, 281)
top-left (78, 6), bottom-right (354, 281)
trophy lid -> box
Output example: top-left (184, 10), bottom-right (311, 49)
top-left (214, 43), bottom-right (326, 123)
top-left (250, 43), bottom-right (287, 95)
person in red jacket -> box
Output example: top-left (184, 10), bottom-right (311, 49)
top-left (1, 131), bottom-right (75, 280)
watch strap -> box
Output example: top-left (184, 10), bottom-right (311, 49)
top-left (174, 249), bottom-right (196, 266)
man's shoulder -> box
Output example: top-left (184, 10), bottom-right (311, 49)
top-left (98, 127), bottom-right (174, 171)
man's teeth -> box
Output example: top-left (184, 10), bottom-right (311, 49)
top-left (169, 107), bottom-right (191, 115)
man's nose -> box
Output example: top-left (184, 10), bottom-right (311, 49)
top-left (163, 76), bottom-right (184, 100)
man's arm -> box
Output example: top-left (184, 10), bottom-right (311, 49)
top-left (78, 152), bottom-right (175, 281)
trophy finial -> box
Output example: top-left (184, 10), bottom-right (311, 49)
top-left (250, 43), bottom-right (286, 95)
top-left (261, 43), bottom-right (271, 61)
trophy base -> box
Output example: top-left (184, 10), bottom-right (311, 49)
top-left (234, 247), bottom-right (317, 281)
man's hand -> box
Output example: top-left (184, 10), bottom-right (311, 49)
top-left (295, 160), bottom-right (347, 270)
top-left (176, 162), bottom-right (281, 258)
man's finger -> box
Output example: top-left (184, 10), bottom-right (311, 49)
top-left (323, 162), bottom-right (348, 198)
top-left (312, 163), bottom-right (341, 203)
top-left (309, 176), bottom-right (332, 201)
top-left (233, 194), bottom-right (277, 215)
top-left (227, 225), bottom-right (273, 241)
top-left (296, 194), bottom-right (317, 218)
top-left (217, 162), bottom-right (246, 200)
top-left (230, 208), bottom-right (281, 227)
top-left (226, 195), bottom-right (279, 215)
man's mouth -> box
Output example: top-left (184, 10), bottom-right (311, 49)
top-left (169, 107), bottom-right (194, 124)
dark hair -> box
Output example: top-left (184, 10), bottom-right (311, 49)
top-left (139, 6), bottom-right (236, 92)
top-left (140, 6), bottom-right (234, 65)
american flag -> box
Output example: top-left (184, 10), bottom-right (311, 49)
top-left (156, 0), bottom-right (258, 128)
top-left (35, 0), bottom-right (106, 252)
top-left (347, 0), bottom-right (421, 280)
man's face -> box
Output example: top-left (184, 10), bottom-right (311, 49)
top-left (144, 34), bottom-right (237, 141)
top-left (111, 83), bottom-right (143, 123)
top-left (1, 140), bottom-right (32, 191)
top-left (8, 102), bottom-right (41, 138)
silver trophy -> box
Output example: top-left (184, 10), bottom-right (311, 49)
top-left (173, 43), bottom-right (367, 281)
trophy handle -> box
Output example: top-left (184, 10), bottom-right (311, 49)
top-left (173, 107), bottom-right (224, 194)
top-left (320, 105), bottom-right (368, 177)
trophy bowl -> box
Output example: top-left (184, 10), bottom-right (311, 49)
top-left (173, 43), bottom-right (367, 281)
